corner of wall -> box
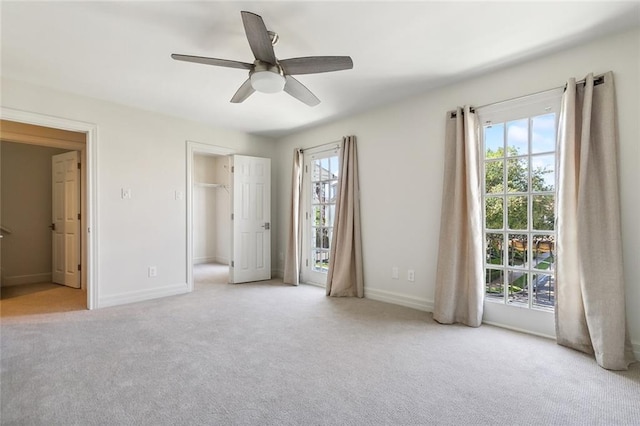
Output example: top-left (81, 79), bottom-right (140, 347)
top-left (272, 268), bottom-right (284, 279)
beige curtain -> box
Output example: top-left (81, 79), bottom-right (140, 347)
top-left (283, 148), bottom-right (304, 285)
top-left (555, 72), bottom-right (635, 370)
top-left (326, 136), bottom-right (363, 297)
top-left (433, 106), bottom-right (484, 327)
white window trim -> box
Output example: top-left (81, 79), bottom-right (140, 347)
top-left (476, 88), bottom-right (562, 338)
top-left (300, 142), bottom-right (340, 286)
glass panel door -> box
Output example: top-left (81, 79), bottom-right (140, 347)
top-left (301, 146), bottom-right (340, 286)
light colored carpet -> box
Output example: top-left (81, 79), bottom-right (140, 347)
top-left (1, 264), bottom-right (639, 425)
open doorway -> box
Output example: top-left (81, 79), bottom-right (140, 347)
top-left (186, 141), bottom-right (272, 290)
top-left (300, 143), bottom-right (341, 287)
top-left (192, 153), bottom-right (231, 289)
top-left (1, 121), bottom-right (87, 316)
top-left (186, 141), bottom-right (235, 291)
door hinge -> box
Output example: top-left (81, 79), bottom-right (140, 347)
top-left (231, 166), bottom-right (234, 173)
top-left (77, 213), bottom-right (81, 220)
top-left (77, 162), bottom-right (81, 170)
top-left (231, 261), bottom-right (234, 268)
top-left (231, 213), bottom-right (234, 220)
top-left (305, 165), bottom-right (308, 173)
top-left (305, 212), bottom-right (308, 220)
top-left (77, 264), bottom-right (81, 271)
top-left (305, 259), bottom-right (309, 267)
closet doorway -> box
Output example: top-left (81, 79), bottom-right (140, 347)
top-left (186, 141), bottom-right (235, 291)
top-left (186, 141), bottom-right (272, 290)
top-left (192, 152), bottom-right (231, 288)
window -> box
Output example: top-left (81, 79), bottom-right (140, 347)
top-left (479, 90), bottom-right (561, 311)
top-left (301, 145), bottom-right (340, 285)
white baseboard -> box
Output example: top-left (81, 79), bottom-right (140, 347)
top-left (272, 268), bottom-right (284, 279)
top-left (482, 320), bottom-right (556, 340)
top-left (193, 256), bottom-right (217, 265)
top-left (364, 287), bottom-right (434, 312)
top-left (633, 341), bottom-right (640, 362)
top-left (1, 272), bottom-right (52, 287)
top-left (97, 282), bottom-right (188, 308)
top-left (194, 256), bottom-right (229, 265)
top-left (214, 256), bottom-right (229, 265)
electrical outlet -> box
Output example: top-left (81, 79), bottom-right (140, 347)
top-left (407, 269), bottom-right (415, 282)
top-left (392, 267), bottom-right (399, 279)
top-left (148, 266), bottom-right (157, 277)
top-left (121, 188), bottom-right (132, 199)
top-left (174, 190), bottom-right (183, 200)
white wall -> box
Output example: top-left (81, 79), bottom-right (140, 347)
top-left (275, 28), bottom-right (640, 354)
top-left (0, 141), bottom-right (68, 286)
top-left (1, 78), bottom-right (278, 307)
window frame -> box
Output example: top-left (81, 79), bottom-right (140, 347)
top-left (477, 88), bottom-right (563, 312)
top-left (300, 143), bottom-right (341, 286)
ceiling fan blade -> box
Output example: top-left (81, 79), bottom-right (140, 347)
top-left (171, 54), bottom-right (253, 70)
top-left (230, 79), bottom-right (255, 103)
top-left (280, 56), bottom-right (353, 75)
top-left (241, 11), bottom-right (277, 65)
top-left (284, 76), bottom-right (320, 107)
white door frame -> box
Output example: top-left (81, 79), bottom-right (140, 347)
top-left (1, 107), bottom-right (98, 309)
top-left (185, 140), bottom-right (235, 292)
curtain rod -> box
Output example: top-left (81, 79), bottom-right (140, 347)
top-left (564, 74), bottom-right (605, 92)
top-left (449, 73), bottom-right (606, 119)
top-left (299, 140), bottom-right (341, 153)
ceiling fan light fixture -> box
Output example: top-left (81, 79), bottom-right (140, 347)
top-left (250, 70), bottom-right (286, 93)
top-left (172, 11), bottom-right (353, 105)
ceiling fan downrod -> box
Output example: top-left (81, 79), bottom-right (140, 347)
top-left (268, 31), bottom-right (279, 46)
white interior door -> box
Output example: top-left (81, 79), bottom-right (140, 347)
top-left (52, 151), bottom-right (80, 288)
top-left (230, 155), bottom-right (271, 283)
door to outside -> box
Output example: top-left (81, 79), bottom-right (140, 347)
top-left (301, 147), bottom-right (340, 285)
top-left (52, 151), bottom-right (80, 288)
top-left (230, 155), bottom-right (271, 283)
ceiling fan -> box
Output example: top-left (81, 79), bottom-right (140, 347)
top-left (171, 11), bottom-right (353, 107)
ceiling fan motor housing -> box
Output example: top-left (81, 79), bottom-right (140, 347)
top-left (249, 60), bottom-right (285, 93)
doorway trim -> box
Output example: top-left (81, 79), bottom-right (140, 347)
top-left (186, 140), bottom-right (235, 292)
top-left (1, 107), bottom-right (99, 309)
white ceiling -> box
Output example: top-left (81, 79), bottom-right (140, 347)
top-left (2, 1), bottom-right (639, 138)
